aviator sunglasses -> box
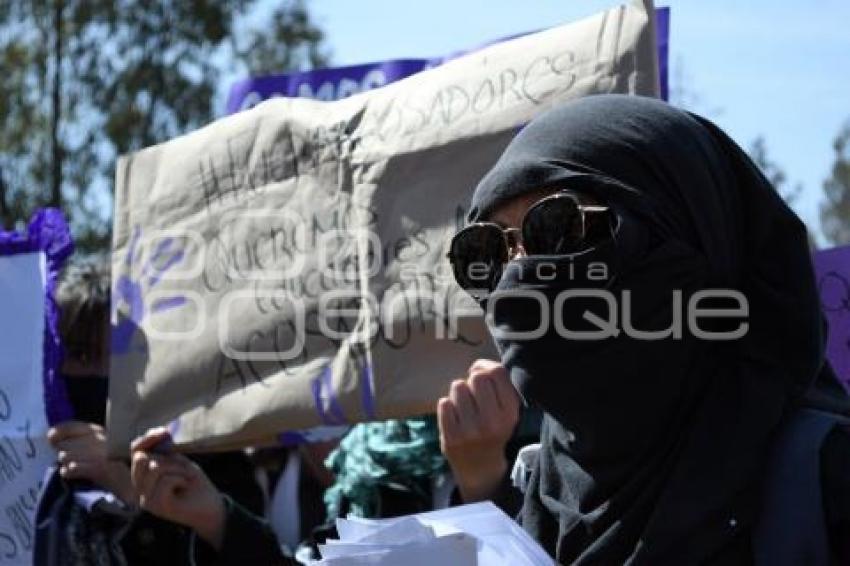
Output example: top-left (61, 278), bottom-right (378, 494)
top-left (448, 190), bottom-right (613, 296)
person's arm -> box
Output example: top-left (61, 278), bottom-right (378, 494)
top-left (130, 428), bottom-right (227, 547)
top-left (130, 428), bottom-right (294, 565)
top-left (437, 359), bottom-right (521, 503)
top-left (191, 494), bottom-right (293, 566)
top-left (821, 425), bottom-right (850, 564)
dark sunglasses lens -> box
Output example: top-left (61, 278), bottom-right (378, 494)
top-left (522, 196), bottom-right (585, 255)
top-left (450, 224), bottom-right (508, 292)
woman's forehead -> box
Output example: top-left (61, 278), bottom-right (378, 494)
top-left (485, 187), bottom-right (558, 227)
top-left (486, 185), bottom-right (604, 227)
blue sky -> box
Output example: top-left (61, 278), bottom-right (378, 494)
top-left (242, 0), bottom-right (850, 244)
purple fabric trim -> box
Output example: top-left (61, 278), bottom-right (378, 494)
top-left (311, 365), bottom-right (348, 425)
top-left (656, 7), bottom-right (670, 102)
top-left (360, 363), bottom-right (376, 420)
top-left (278, 431), bottom-right (306, 446)
top-left (0, 208), bottom-right (75, 425)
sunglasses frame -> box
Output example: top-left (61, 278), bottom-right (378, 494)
top-left (448, 190), bottom-right (612, 294)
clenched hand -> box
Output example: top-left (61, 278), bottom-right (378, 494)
top-left (130, 428), bottom-right (226, 550)
top-left (437, 359), bottom-right (520, 502)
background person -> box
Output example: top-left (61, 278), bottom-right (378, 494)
top-left (39, 260), bottom-right (267, 565)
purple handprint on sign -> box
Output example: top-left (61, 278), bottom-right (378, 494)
top-left (112, 226), bottom-right (189, 354)
top-left (310, 363), bottom-right (377, 426)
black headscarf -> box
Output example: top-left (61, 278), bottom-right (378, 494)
top-left (468, 94), bottom-right (840, 564)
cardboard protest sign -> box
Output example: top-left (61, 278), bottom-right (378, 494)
top-left (108, 0), bottom-right (661, 455)
top-left (0, 209), bottom-right (73, 564)
top-left (814, 245), bottom-right (850, 390)
top-left (224, 8), bottom-right (671, 113)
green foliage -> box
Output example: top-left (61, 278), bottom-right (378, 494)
top-left (821, 122), bottom-right (850, 247)
top-left (0, 0), bottom-right (328, 253)
top-left (748, 136), bottom-right (819, 250)
top-left (232, 0), bottom-right (328, 76)
top-left (748, 136), bottom-right (802, 206)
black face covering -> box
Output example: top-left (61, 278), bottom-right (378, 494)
top-left (468, 94), bottom-right (846, 564)
top-left (63, 375), bottom-right (109, 426)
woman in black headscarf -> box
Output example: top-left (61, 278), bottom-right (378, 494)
top-left (437, 94), bottom-right (850, 564)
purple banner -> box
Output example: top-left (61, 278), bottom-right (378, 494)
top-left (814, 245), bottom-right (850, 390)
top-left (0, 208), bottom-right (75, 425)
top-left (225, 59), bottom-right (435, 113)
top-left (225, 8), bottom-right (671, 114)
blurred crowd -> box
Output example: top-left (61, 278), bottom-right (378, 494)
top-left (39, 259), bottom-right (539, 565)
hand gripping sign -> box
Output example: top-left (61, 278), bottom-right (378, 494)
top-left (107, 1), bottom-right (661, 455)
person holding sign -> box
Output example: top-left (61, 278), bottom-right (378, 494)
top-left (49, 261), bottom-right (134, 500)
top-left (39, 261), bottom-right (270, 565)
top-left (129, 428), bottom-right (293, 565)
top-left (439, 94), bottom-right (850, 564)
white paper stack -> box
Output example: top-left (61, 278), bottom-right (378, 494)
top-left (315, 502), bottom-right (553, 566)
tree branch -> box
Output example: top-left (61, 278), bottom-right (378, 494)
top-left (49, 0), bottom-right (63, 209)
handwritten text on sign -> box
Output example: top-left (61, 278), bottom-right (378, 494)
top-left (0, 252), bottom-right (56, 563)
top-left (224, 7), bottom-right (671, 113)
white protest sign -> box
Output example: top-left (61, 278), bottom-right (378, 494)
top-left (108, 1), bottom-right (660, 455)
top-left (0, 210), bottom-right (73, 564)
